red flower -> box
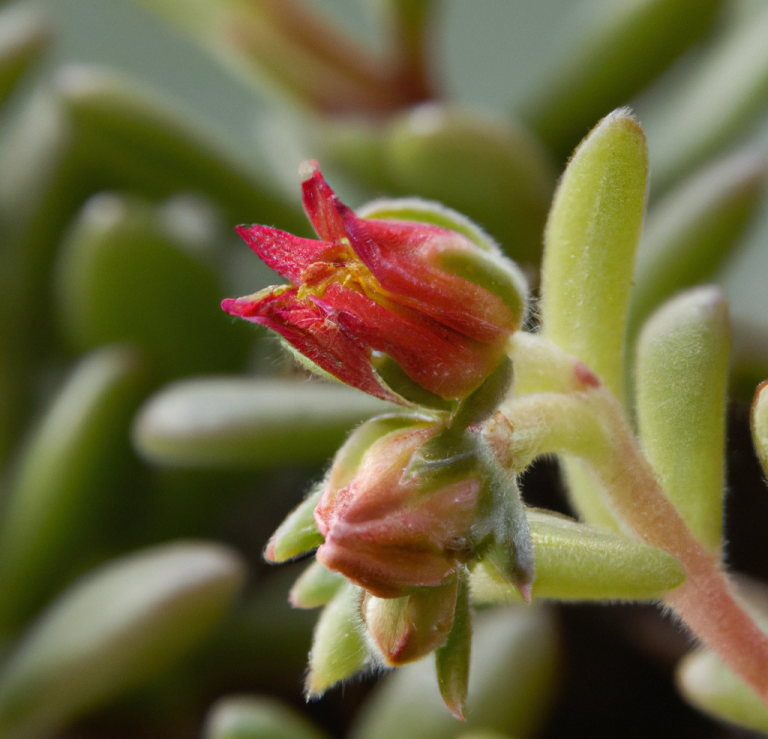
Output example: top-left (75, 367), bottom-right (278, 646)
top-left (222, 161), bottom-right (526, 403)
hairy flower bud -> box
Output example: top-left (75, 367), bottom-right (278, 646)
top-left (222, 161), bottom-right (528, 404)
top-left (314, 422), bottom-right (482, 598)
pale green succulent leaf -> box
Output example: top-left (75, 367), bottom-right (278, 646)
top-left (0, 543), bottom-right (246, 739)
top-left (132, 378), bottom-right (394, 469)
top-left (540, 107), bottom-right (647, 525)
top-left (0, 6), bottom-right (53, 108)
top-left (635, 286), bottom-right (730, 552)
top-left (0, 346), bottom-right (150, 636)
top-left (470, 510), bottom-right (684, 603)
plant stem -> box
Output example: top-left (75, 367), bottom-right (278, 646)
top-left (501, 335), bottom-right (768, 706)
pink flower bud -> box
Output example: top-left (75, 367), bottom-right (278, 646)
top-left (314, 423), bottom-right (482, 598)
top-left (222, 161), bottom-right (527, 403)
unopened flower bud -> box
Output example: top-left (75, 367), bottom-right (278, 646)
top-left (362, 578), bottom-right (459, 665)
top-left (314, 422), bottom-right (482, 598)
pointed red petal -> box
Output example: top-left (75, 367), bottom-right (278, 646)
top-left (235, 224), bottom-right (334, 284)
top-left (222, 287), bottom-right (401, 404)
top-left (319, 283), bottom-right (500, 400)
top-left (300, 160), bottom-right (354, 242)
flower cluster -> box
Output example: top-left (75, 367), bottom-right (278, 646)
top-left (223, 163), bottom-right (532, 718)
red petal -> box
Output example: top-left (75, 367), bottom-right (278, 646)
top-left (319, 282), bottom-right (499, 399)
top-left (222, 287), bottom-right (401, 404)
top-left (300, 160), bottom-right (353, 242)
top-left (235, 224), bottom-right (333, 284)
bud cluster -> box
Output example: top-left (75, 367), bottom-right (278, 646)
top-left (223, 163), bottom-right (533, 718)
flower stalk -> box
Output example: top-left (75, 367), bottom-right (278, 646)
top-left (502, 333), bottom-right (768, 706)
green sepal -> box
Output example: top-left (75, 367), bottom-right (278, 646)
top-left (306, 582), bottom-right (369, 697)
top-left (132, 378), bottom-right (395, 470)
top-left (0, 542), bottom-right (246, 739)
top-left (371, 352), bottom-right (456, 412)
top-left (470, 510), bottom-right (685, 603)
top-left (435, 249), bottom-right (528, 330)
top-left (203, 696), bottom-right (331, 739)
top-left (436, 577), bottom-right (471, 721)
top-left (402, 428), bottom-right (479, 485)
top-left (452, 357), bottom-right (513, 430)
top-left (635, 286), bottom-right (730, 552)
top-left (265, 485), bottom-right (324, 564)
top-left (290, 562), bottom-right (345, 610)
top-left (474, 439), bottom-right (535, 602)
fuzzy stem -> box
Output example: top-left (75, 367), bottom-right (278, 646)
top-left (502, 337), bottom-right (768, 705)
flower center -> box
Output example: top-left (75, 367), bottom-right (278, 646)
top-left (297, 238), bottom-right (384, 304)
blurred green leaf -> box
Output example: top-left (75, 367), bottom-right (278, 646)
top-left (0, 66), bottom-right (301, 361)
top-left (132, 378), bottom-right (394, 469)
top-left (0, 6), bottom-right (52, 108)
top-left (519, 0), bottom-right (723, 160)
top-left (56, 66), bottom-right (301, 227)
top-left (0, 541), bottom-right (246, 739)
top-left (470, 510), bottom-right (684, 603)
top-left (540, 108), bottom-right (647, 528)
top-left (203, 695), bottom-right (331, 739)
top-left (646, 3), bottom-right (768, 191)
top-left (55, 193), bottom-right (251, 380)
top-left (629, 150), bottom-right (766, 340)
top-left (0, 345), bottom-right (150, 636)
top-left (327, 103), bottom-right (555, 267)
top-left (349, 605), bottom-right (560, 739)
top-left (636, 287), bottom-right (730, 552)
